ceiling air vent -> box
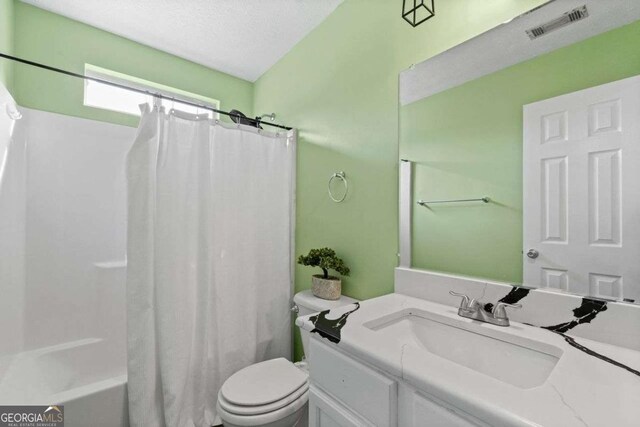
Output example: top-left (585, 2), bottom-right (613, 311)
top-left (526, 5), bottom-right (589, 40)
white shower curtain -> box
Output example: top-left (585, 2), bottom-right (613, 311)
top-left (126, 105), bottom-right (295, 427)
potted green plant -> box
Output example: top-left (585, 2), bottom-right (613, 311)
top-left (298, 248), bottom-right (350, 300)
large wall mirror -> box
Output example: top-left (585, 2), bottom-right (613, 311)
top-left (398, 0), bottom-right (640, 304)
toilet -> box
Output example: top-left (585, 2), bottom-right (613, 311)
top-left (216, 290), bottom-right (358, 427)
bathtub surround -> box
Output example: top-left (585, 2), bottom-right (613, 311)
top-left (0, 92), bottom-right (132, 426)
top-left (0, 84), bottom-right (23, 354)
top-left (126, 107), bottom-right (295, 426)
top-left (0, 105), bottom-right (133, 355)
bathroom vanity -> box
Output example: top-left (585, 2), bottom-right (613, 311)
top-left (297, 269), bottom-right (640, 427)
top-left (307, 334), bottom-right (488, 427)
top-left (372, 3), bottom-right (640, 424)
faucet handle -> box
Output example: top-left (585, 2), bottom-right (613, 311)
top-left (467, 298), bottom-right (480, 311)
top-left (449, 290), bottom-right (471, 310)
top-left (492, 302), bottom-right (522, 319)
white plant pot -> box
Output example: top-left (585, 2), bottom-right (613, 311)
top-left (311, 275), bottom-right (342, 300)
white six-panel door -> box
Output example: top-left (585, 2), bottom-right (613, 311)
top-left (523, 75), bottom-right (640, 302)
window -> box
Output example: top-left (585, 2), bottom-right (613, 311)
top-left (83, 64), bottom-right (220, 117)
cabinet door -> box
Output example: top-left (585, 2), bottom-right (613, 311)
top-left (310, 338), bottom-right (397, 426)
top-left (398, 384), bottom-right (488, 427)
top-left (309, 386), bottom-right (374, 427)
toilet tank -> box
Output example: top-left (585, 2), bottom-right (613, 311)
top-left (293, 290), bottom-right (358, 359)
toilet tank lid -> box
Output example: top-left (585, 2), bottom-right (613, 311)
top-left (293, 290), bottom-right (358, 312)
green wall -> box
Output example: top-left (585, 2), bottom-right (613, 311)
top-left (12, 1), bottom-right (253, 127)
top-left (6, 0), bottom-right (584, 362)
top-left (0, 0), bottom-right (14, 89)
top-left (400, 20), bottom-right (640, 283)
top-left (253, 0), bottom-right (546, 360)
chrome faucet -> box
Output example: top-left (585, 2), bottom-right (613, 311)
top-left (449, 290), bottom-right (522, 327)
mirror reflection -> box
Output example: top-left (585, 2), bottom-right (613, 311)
top-left (399, 0), bottom-right (640, 303)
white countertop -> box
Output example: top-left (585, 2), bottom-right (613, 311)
top-left (297, 293), bottom-right (640, 427)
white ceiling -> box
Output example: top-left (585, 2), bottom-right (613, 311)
top-left (20, 0), bottom-right (343, 82)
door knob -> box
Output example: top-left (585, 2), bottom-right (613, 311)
top-left (526, 249), bottom-right (539, 259)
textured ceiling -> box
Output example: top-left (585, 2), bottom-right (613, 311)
top-left (19, 0), bottom-right (343, 82)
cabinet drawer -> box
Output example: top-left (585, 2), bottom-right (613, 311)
top-left (310, 338), bottom-right (397, 426)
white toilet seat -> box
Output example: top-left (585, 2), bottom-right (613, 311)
top-left (218, 380), bottom-right (308, 416)
top-left (217, 358), bottom-right (310, 427)
top-left (216, 390), bottom-right (308, 427)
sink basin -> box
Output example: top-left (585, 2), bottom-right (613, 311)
top-left (364, 309), bottom-right (562, 389)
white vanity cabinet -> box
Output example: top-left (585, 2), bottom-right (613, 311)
top-left (308, 337), bottom-right (397, 426)
top-left (308, 337), bottom-right (487, 427)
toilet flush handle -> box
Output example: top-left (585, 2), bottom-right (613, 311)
top-left (290, 304), bottom-right (299, 314)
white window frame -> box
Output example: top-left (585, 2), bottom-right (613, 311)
top-left (83, 64), bottom-right (220, 118)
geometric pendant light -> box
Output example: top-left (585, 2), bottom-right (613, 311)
top-left (402, 0), bottom-right (435, 27)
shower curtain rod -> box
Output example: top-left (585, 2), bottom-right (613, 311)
top-left (0, 52), bottom-right (293, 131)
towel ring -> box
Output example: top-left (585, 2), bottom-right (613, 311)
top-left (328, 171), bottom-right (348, 203)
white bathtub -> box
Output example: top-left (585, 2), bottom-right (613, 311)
top-left (52, 375), bottom-right (128, 427)
top-left (0, 338), bottom-right (129, 427)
